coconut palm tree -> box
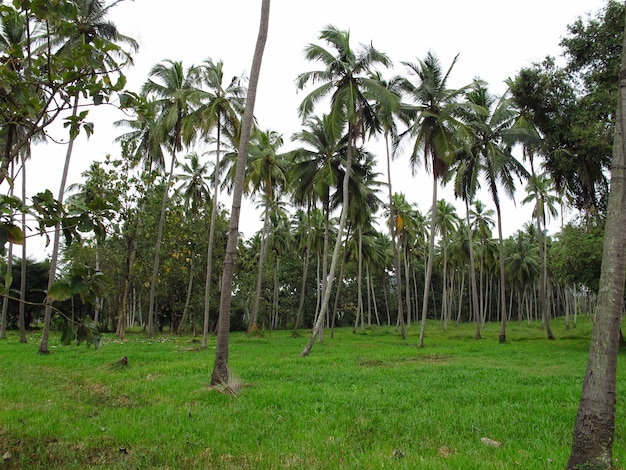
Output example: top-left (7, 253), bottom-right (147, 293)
top-left (210, 0), bottom-right (270, 386)
top-left (434, 199), bottom-right (459, 329)
top-left (462, 83), bottom-right (529, 342)
top-left (567, 19), bottom-right (626, 467)
top-left (470, 200), bottom-right (495, 324)
top-left (243, 129), bottom-right (289, 332)
top-left (174, 152), bottom-right (211, 335)
top-left (521, 173), bottom-right (559, 333)
top-left (196, 58), bottom-right (245, 348)
top-left (366, 72), bottom-right (405, 334)
top-left (141, 59), bottom-right (204, 338)
top-left (396, 51), bottom-right (470, 347)
top-left (288, 115), bottom-right (347, 334)
top-left (296, 25), bottom-right (395, 356)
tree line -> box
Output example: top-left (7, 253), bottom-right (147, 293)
top-left (0, 0), bottom-right (619, 344)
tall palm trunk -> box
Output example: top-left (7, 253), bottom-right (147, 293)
top-left (331, 230), bottom-right (350, 339)
top-left (528, 150), bottom-right (554, 340)
top-left (146, 151), bottom-right (177, 338)
top-left (202, 125), bottom-right (223, 348)
top-left (39, 96), bottom-right (79, 354)
top-left (567, 23), bottom-right (626, 468)
top-left (250, 204), bottom-right (271, 331)
top-left (354, 226), bottom-right (364, 332)
top-left (210, 0), bottom-right (270, 385)
top-left (292, 208), bottom-right (312, 335)
top-left (465, 200), bottom-right (481, 339)
top-left (495, 203), bottom-right (508, 343)
top-left (384, 131), bottom-right (405, 338)
top-left (418, 169), bottom-right (438, 348)
top-left (441, 235), bottom-right (448, 330)
top-left (302, 128), bottom-right (355, 356)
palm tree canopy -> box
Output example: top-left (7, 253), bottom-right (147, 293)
top-left (296, 25), bottom-right (395, 141)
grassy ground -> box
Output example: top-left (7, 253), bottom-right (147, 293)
top-left (0, 317), bottom-right (624, 469)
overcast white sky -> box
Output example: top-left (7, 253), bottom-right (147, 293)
top-left (20, 0), bottom-right (608, 259)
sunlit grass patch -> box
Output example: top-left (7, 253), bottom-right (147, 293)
top-left (0, 316), bottom-right (623, 469)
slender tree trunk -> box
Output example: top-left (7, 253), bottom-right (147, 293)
top-left (177, 257), bottom-right (194, 334)
top-left (1, 242), bottom-right (12, 339)
top-left (39, 96), bottom-right (79, 354)
top-left (403, 244), bottom-right (411, 328)
top-left (495, 204), bottom-right (508, 344)
top-left (210, 0), bottom-right (270, 385)
top-left (331, 230), bottom-right (350, 339)
top-left (302, 127), bottom-right (355, 356)
top-left (250, 205), bottom-right (271, 331)
top-left (567, 25), bottom-right (626, 467)
top-left (384, 132), bottom-right (405, 338)
top-left (119, 231), bottom-right (137, 342)
top-left (19, 152), bottom-right (28, 343)
top-left (441, 236), bottom-right (448, 331)
top-left (293, 209), bottom-right (312, 335)
top-left (0, 162), bottom-right (14, 338)
top-left (147, 152), bottom-right (177, 338)
top-left (202, 126), bottom-right (223, 348)
top-left (418, 171), bottom-right (438, 348)
top-left (465, 200), bottom-right (481, 338)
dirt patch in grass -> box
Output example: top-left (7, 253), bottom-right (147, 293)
top-left (0, 431), bottom-right (128, 469)
top-left (359, 354), bottom-right (452, 368)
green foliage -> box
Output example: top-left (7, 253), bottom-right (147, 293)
top-left (0, 320), bottom-right (624, 468)
top-left (550, 222), bottom-right (604, 293)
top-left (0, 194), bottom-right (25, 253)
top-left (509, 1), bottom-right (624, 214)
top-left (59, 316), bottom-right (100, 349)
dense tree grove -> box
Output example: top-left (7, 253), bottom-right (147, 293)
top-left (2, 0), bottom-right (625, 467)
top-left (0, 0), bottom-right (622, 340)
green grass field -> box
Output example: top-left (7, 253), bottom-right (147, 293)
top-left (1, 318), bottom-right (624, 469)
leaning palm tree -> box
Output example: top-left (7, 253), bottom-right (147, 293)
top-left (141, 59), bottom-right (204, 338)
top-left (210, 0), bottom-right (271, 386)
top-left (297, 25), bottom-right (395, 356)
top-left (288, 114), bottom-right (347, 334)
top-left (396, 51), bottom-right (470, 348)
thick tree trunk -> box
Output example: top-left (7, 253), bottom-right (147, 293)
top-left (211, 0), bottom-right (270, 385)
top-left (567, 22), bottom-right (626, 468)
